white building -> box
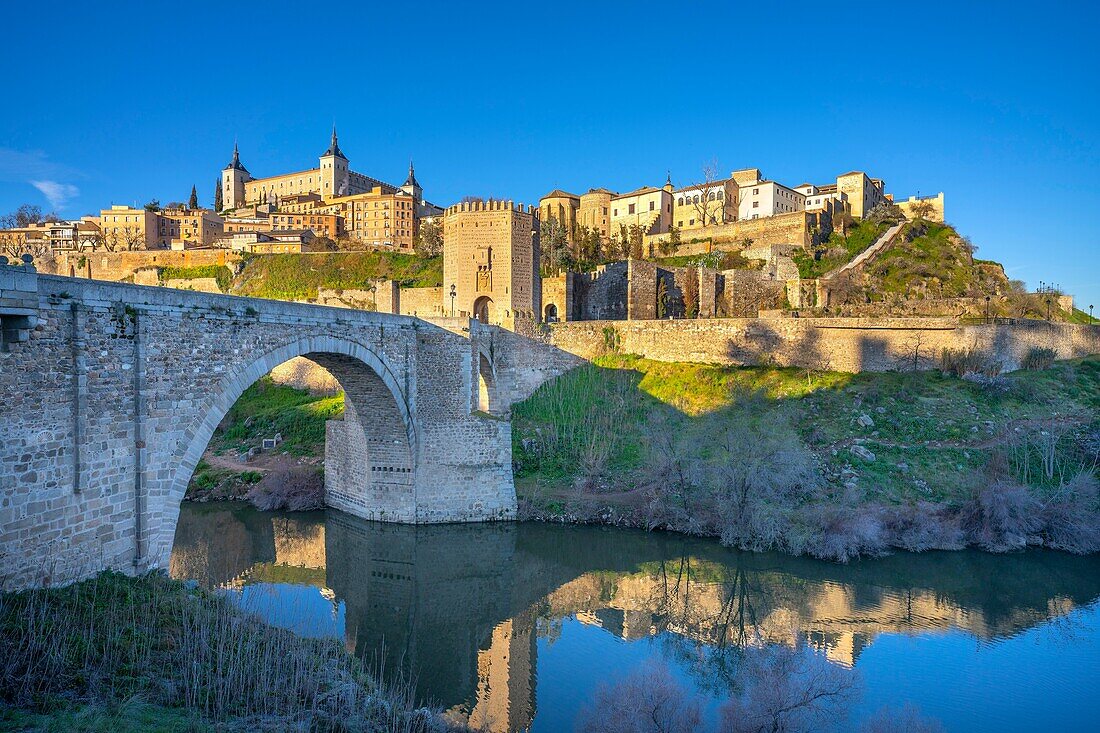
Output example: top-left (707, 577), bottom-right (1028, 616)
top-left (795, 183), bottom-right (848, 213)
top-left (736, 173), bottom-right (806, 220)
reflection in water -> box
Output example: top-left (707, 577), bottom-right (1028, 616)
top-left (170, 504), bottom-right (1100, 733)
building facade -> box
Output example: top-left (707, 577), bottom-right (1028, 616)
top-left (610, 179), bottom-right (673, 237)
top-left (673, 177), bottom-right (739, 230)
top-left (578, 188), bottom-right (614, 242)
top-left (99, 205), bottom-right (158, 249)
top-left (442, 200), bottom-right (540, 327)
top-left (538, 190), bottom-right (580, 239)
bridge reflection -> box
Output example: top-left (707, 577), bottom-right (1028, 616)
top-left (170, 504), bottom-right (1100, 733)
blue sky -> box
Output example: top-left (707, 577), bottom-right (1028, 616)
top-left (2, 1), bottom-right (1097, 310)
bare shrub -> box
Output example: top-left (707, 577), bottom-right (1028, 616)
top-left (701, 402), bottom-right (821, 552)
top-left (246, 465), bottom-right (324, 511)
top-left (881, 502), bottom-right (965, 552)
top-left (861, 703), bottom-right (945, 733)
top-left (719, 646), bottom-right (858, 733)
top-left (958, 481), bottom-right (1042, 551)
top-left (1021, 346), bottom-right (1057, 371)
top-left (940, 348), bottom-right (1001, 377)
top-left (575, 661), bottom-right (703, 733)
top-left (1039, 471), bottom-right (1100, 554)
top-left (788, 502), bottom-right (888, 562)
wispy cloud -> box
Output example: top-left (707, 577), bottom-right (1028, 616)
top-left (0, 148), bottom-right (82, 212)
top-left (30, 180), bottom-right (80, 209)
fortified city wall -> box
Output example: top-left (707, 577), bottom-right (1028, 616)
top-left (547, 317), bottom-right (1100, 373)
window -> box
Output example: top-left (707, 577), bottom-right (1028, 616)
top-left (752, 201), bottom-right (759, 208)
top-left (753, 188), bottom-right (759, 194)
top-left (649, 201), bottom-right (654, 211)
top-left (677, 198), bottom-right (684, 205)
top-left (628, 204), bottom-right (635, 214)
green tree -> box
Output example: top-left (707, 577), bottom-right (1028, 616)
top-left (214, 177), bottom-right (223, 212)
top-left (188, 185), bottom-right (199, 210)
top-left (628, 224), bottom-right (644, 260)
top-left (683, 267), bottom-right (699, 318)
top-left (540, 216), bottom-right (571, 274)
top-left (143, 199), bottom-right (160, 212)
top-left (657, 278), bottom-right (669, 318)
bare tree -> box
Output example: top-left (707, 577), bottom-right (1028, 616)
top-left (688, 160), bottom-right (726, 228)
top-left (719, 646), bottom-right (859, 733)
top-left (576, 661), bottom-right (703, 733)
top-left (860, 703), bottom-right (945, 733)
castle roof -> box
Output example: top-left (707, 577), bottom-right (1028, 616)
top-left (541, 189), bottom-right (580, 200)
top-left (224, 142), bottom-right (248, 172)
top-left (583, 187), bottom-right (616, 196)
top-left (321, 126), bottom-right (347, 160)
top-left (403, 161), bottom-right (420, 189)
top-left (612, 186), bottom-right (663, 199)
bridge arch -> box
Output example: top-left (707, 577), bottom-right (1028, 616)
top-left (149, 334), bottom-right (417, 567)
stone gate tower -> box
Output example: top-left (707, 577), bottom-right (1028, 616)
top-left (442, 200), bottom-right (540, 328)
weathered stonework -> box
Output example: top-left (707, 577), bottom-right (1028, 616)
top-left (549, 317), bottom-right (1100, 373)
top-left (0, 266), bottom-right (578, 589)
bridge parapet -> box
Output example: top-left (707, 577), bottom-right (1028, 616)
top-left (0, 256), bottom-right (40, 350)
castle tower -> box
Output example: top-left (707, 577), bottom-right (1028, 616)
top-left (222, 142), bottom-right (251, 211)
top-left (320, 125), bottom-right (349, 198)
top-left (663, 171), bottom-right (674, 193)
top-left (400, 160), bottom-right (422, 203)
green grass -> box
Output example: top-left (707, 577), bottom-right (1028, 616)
top-left (210, 377), bottom-right (344, 457)
top-left (157, 264), bottom-right (232, 292)
top-left (231, 251), bottom-right (442, 300)
top-left (1, 701), bottom-right (211, 732)
top-left (793, 221), bottom-right (889, 279)
top-left (513, 353), bottom-right (1100, 501)
top-left (652, 250), bottom-right (760, 271)
top-left (1068, 308), bottom-right (1097, 325)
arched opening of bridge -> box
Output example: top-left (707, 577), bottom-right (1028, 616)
top-left (544, 303), bottom-right (558, 322)
top-left (477, 353), bottom-right (496, 413)
top-left (473, 296), bottom-right (494, 324)
top-left (158, 338), bottom-right (416, 571)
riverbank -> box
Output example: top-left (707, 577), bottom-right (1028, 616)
top-left (513, 354), bottom-right (1100, 560)
top-left (191, 354), bottom-right (1099, 562)
top-left (0, 571), bottom-right (460, 732)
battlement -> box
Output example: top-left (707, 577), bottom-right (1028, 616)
top-left (445, 200), bottom-right (538, 216)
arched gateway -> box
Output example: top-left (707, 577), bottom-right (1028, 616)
top-left (0, 266), bottom-right (582, 589)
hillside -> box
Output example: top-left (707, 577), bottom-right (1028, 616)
top-left (230, 251), bottom-right (442, 300)
top-left (512, 353), bottom-right (1100, 559)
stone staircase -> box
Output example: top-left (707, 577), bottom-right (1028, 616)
top-left (823, 222), bottom-right (904, 280)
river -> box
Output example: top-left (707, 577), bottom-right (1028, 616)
top-left (170, 503), bottom-right (1100, 732)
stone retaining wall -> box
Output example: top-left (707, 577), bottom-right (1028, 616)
top-left (548, 318), bottom-right (1100, 373)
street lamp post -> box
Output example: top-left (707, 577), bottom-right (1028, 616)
top-left (1045, 297), bottom-right (1052, 322)
top-left (1090, 304), bottom-right (1094, 325)
top-left (449, 284), bottom-right (456, 318)
top-left (984, 295), bottom-right (990, 323)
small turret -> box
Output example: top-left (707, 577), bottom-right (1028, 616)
top-left (663, 170), bottom-right (673, 193)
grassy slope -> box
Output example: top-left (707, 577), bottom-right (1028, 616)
top-left (230, 251), bottom-right (442, 300)
top-left (792, 221), bottom-right (889, 279)
top-left (513, 354), bottom-right (1099, 507)
top-left (0, 572), bottom-right (450, 732)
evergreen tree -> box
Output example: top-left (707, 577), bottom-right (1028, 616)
top-left (213, 178), bottom-right (223, 212)
top-left (188, 185), bottom-right (198, 210)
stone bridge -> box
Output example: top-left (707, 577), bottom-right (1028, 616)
top-left (0, 261), bottom-right (580, 588)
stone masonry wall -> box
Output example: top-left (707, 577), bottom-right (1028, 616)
top-left (548, 318), bottom-right (1100, 373)
top-left (0, 267), bottom-right (523, 589)
top-left (49, 249), bottom-right (242, 282)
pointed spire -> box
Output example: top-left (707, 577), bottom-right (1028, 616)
top-left (403, 159), bottom-right (420, 189)
top-left (321, 124), bottom-right (346, 159)
top-left (664, 170), bottom-right (673, 192)
top-left (225, 139), bottom-right (247, 172)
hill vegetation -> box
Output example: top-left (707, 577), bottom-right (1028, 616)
top-left (513, 353), bottom-right (1100, 560)
top-left (230, 251), bottom-right (442, 300)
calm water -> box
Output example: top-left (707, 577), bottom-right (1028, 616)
top-left (170, 504), bottom-right (1100, 732)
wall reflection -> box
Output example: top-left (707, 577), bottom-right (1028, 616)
top-left (171, 504), bottom-right (1100, 733)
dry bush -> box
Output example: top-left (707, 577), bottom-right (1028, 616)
top-left (957, 481), bottom-right (1042, 552)
top-left (881, 502), bottom-right (965, 553)
top-left (719, 646), bottom-right (858, 733)
top-left (860, 703), bottom-right (945, 733)
top-left (575, 661), bottom-right (702, 733)
top-left (939, 348), bottom-right (1001, 378)
top-left (702, 405), bottom-right (821, 552)
top-left (1038, 471), bottom-right (1100, 554)
top-left (788, 502), bottom-right (888, 562)
top-left (246, 465), bottom-right (325, 511)
top-left (1021, 346), bottom-right (1057, 371)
